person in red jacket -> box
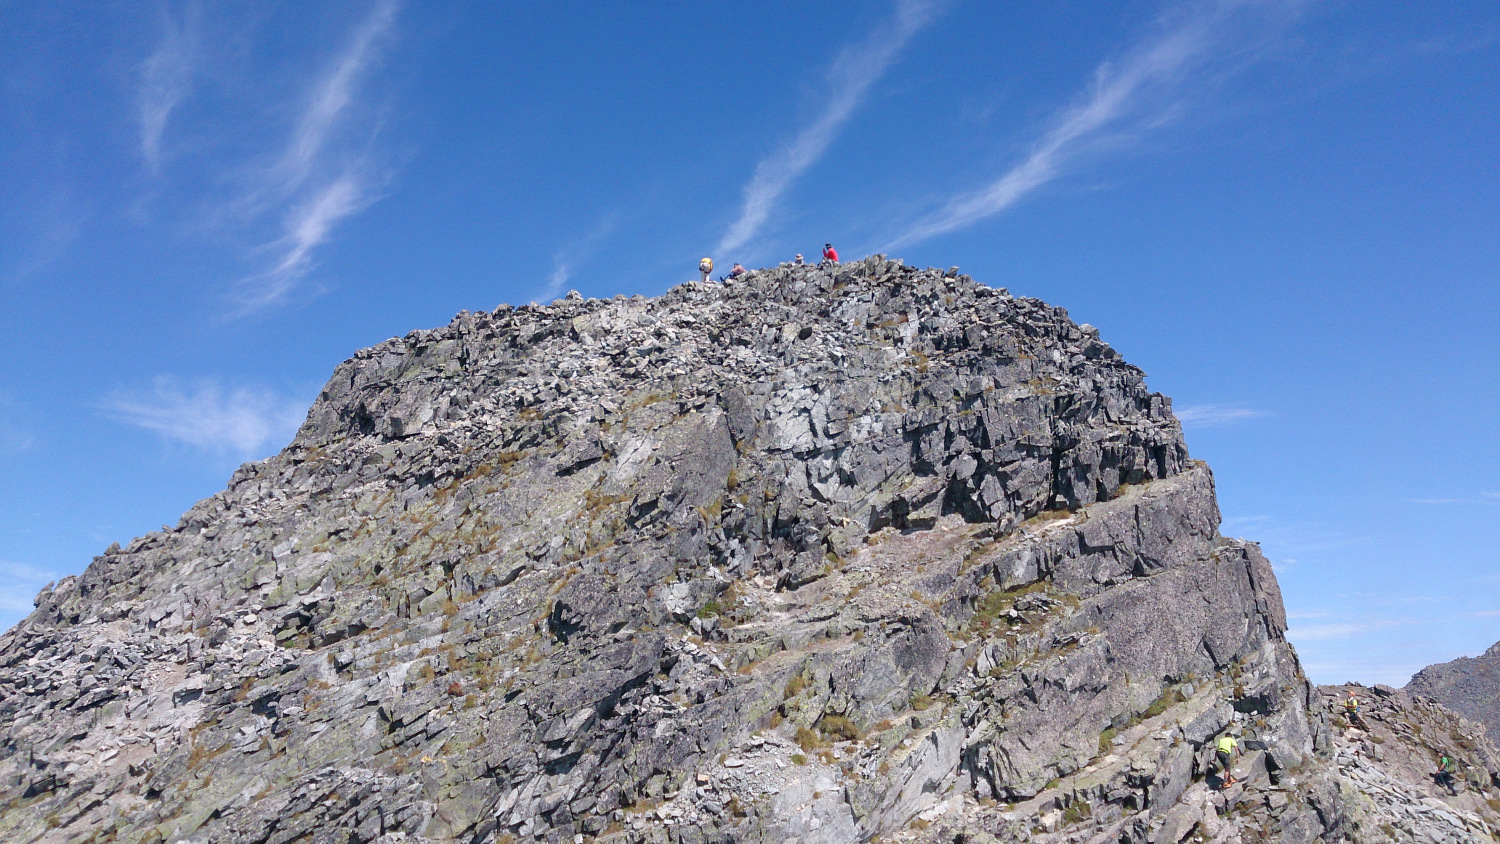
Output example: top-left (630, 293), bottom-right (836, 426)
top-left (821, 243), bottom-right (839, 264)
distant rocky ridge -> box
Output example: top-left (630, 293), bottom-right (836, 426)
top-left (0, 257), bottom-right (1495, 843)
top-left (1406, 640), bottom-right (1500, 737)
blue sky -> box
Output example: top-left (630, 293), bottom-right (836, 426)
top-left (1, 1), bottom-right (1495, 686)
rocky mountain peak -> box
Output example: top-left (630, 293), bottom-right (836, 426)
top-left (1, 257), bottom-right (1495, 843)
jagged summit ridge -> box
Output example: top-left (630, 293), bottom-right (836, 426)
top-left (0, 257), bottom-right (1494, 843)
top-left (296, 254), bottom-right (1186, 530)
top-left (1406, 640), bottom-right (1500, 737)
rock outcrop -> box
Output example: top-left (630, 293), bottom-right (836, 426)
top-left (1316, 683), bottom-right (1500, 843)
top-left (0, 257), bottom-right (1492, 843)
top-left (1406, 641), bottom-right (1500, 737)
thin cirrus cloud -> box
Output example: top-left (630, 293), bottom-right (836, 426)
top-left (275, 1), bottom-right (397, 195)
top-left (1173, 403), bottom-right (1273, 427)
top-left (0, 560), bottom-right (68, 615)
top-left (1288, 617), bottom-right (1405, 642)
top-left (232, 0), bottom-right (399, 312)
top-left (0, 393), bottom-right (34, 456)
top-left (237, 172), bottom-right (379, 312)
top-left (1407, 495), bottom-right (1500, 506)
top-left (538, 263), bottom-right (572, 306)
top-left (105, 378), bottom-right (310, 456)
top-left (137, 4), bottom-right (197, 174)
top-left (535, 214), bottom-right (621, 304)
top-left (136, 1), bottom-right (400, 314)
top-left (886, 0), bottom-right (1300, 249)
top-left (716, 0), bottom-right (946, 256)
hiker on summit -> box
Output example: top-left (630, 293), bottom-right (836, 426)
top-left (793, 253), bottom-right (805, 266)
top-left (699, 257), bottom-right (713, 283)
top-left (1216, 734), bottom-right (1239, 788)
top-left (723, 263), bottom-right (747, 282)
top-left (821, 243), bottom-right (839, 265)
top-left (1435, 751), bottom-right (1459, 794)
top-left (1344, 691), bottom-right (1363, 728)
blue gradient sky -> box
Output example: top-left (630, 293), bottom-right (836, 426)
top-left (1, 1), bottom-right (1495, 685)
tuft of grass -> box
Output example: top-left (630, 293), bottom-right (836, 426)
top-left (784, 675), bottom-right (807, 700)
top-left (796, 727), bottom-right (822, 751)
top-left (966, 580), bottom-right (1049, 633)
top-left (790, 753), bottom-right (807, 766)
top-left (1098, 728), bottom-right (1118, 754)
top-left (1026, 508), bottom-right (1072, 525)
top-left (910, 693), bottom-right (933, 712)
top-left (818, 714), bottom-right (861, 743)
top-left (1140, 686), bottom-right (1187, 721)
top-left (1061, 800), bottom-right (1092, 826)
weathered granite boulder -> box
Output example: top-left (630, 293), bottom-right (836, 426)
top-left (0, 257), bottom-right (1490, 843)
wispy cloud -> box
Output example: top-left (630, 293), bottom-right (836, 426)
top-left (265, 0), bottom-right (398, 200)
top-left (0, 392), bottom-right (34, 456)
top-left (234, 171), bottom-right (379, 312)
top-left (138, 4), bottom-right (198, 174)
top-left (537, 262), bottom-right (573, 305)
top-left (234, 0), bottom-right (400, 312)
top-left (533, 214), bottom-right (619, 304)
top-left (1174, 403), bottom-right (1273, 427)
top-left (1288, 622), bottom-right (1365, 641)
top-left (105, 377), bottom-right (309, 455)
top-left (1407, 494), bottom-right (1500, 506)
top-left (1219, 514), bottom-right (1365, 562)
top-left (4, 190), bottom-right (83, 285)
top-left (1289, 617), bottom-right (1406, 642)
top-left (717, 0), bottom-right (944, 255)
top-left (887, 0), bottom-right (1300, 249)
top-left (0, 560), bottom-right (68, 618)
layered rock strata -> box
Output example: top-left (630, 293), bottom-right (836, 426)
top-left (0, 257), bottom-right (1485, 843)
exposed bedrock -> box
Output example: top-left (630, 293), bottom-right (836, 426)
top-left (0, 258), bottom-right (1491, 843)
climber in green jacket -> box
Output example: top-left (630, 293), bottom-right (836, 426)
top-left (1435, 751), bottom-right (1459, 795)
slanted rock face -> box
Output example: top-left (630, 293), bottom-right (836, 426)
top-left (0, 257), bottom-right (1415, 843)
top-left (1406, 641), bottom-right (1500, 737)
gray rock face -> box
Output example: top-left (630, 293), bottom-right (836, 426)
top-left (1406, 641), bottom-right (1500, 736)
top-left (0, 257), bottom-right (1488, 843)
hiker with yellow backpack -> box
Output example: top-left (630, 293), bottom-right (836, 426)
top-left (1215, 733), bottom-right (1239, 788)
top-left (1343, 691), bottom-right (1364, 728)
